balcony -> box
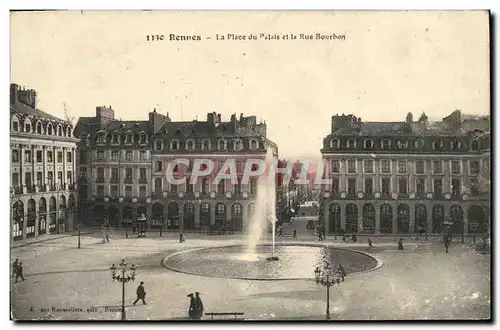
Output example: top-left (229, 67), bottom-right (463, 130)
top-left (138, 178), bottom-right (148, 184)
top-left (95, 177), bottom-right (105, 183)
top-left (124, 178), bottom-right (133, 184)
top-left (26, 185), bottom-right (36, 193)
top-left (39, 184), bottom-right (48, 192)
top-left (12, 186), bottom-right (23, 195)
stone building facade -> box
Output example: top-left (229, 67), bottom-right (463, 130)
top-left (74, 107), bottom-right (278, 231)
top-left (10, 84), bottom-right (79, 241)
top-left (320, 110), bottom-right (490, 236)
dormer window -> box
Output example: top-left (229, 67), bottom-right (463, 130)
top-left (414, 139), bottom-right (424, 149)
top-left (250, 139), bottom-right (259, 150)
top-left (450, 140), bottom-right (461, 149)
top-left (471, 140), bottom-right (479, 150)
top-left (125, 133), bottom-right (133, 144)
top-left (11, 116), bottom-right (20, 131)
top-left (24, 119), bottom-right (32, 133)
top-left (111, 133), bottom-right (120, 144)
top-left (97, 133), bottom-right (106, 144)
top-left (202, 139), bottom-right (211, 151)
top-left (186, 140), bottom-right (195, 151)
top-left (57, 125), bottom-right (62, 136)
top-left (66, 126), bottom-right (72, 137)
top-left (139, 133), bottom-right (147, 145)
top-left (397, 140), bottom-right (409, 149)
top-left (233, 139), bottom-right (243, 151)
top-left (364, 139), bottom-right (374, 149)
top-left (347, 139), bottom-right (357, 148)
top-left (218, 140), bottom-right (227, 151)
top-left (171, 140), bottom-right (179, 151)
top-left (36, 121), bottom-right (43, 134)
top-left (381, 140), bottom-right (391, 149)
top-left (330, 139), bottom-right (339, 149)
top-left (154, 140), bottom-right (163, 151)
top-left (47, 123), bottom-right (53, 135)
top-left (433, 139), bottom-right (444, 149)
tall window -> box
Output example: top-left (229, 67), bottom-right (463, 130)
top-left (202, 178), bottom-right (209, 194)
top-left (126, 151), bottom-right (132, 160)
top-left (155, 161), bottom-right (162, 172)
top-left (186, 178), bottom-right (193, 193)
top-left (235, 180), bottom-right (242, 195)
top-left (433, 160), bottom-right (442, 174)
top-left (97, 150), bottom-right (104, 160)
top-left (112, 134), bottom-right (119, 144)
top-left (140, 151), bottom-right (147, 160)
top-left (415, 160), bottom-right (424, 174)
top-left (364, 178), bottom-right (373, 195)
top-left (451, 160), bottom-right (460, 174)
top-left (36, 150), bottom-right (43, 163)
top-left (154, 178), bottom-right (162, 193)
top-left (57, 151), bottom-right (63, 163)
top-left (218, 180), bottom-right (226, 194)
top-left (12, 150), bottom-right (19, 163)
top-left (139, 168), bottom-right (147, 182)
top-left (250, 179), bottom-right (257, 195)
top-left (381, 160), bottom-right (390, 174)
top-left (97, 185), bottom-right (104, 197)
top-left (36, 172), bottom-right (43, 186)
top-left (398, 177), bottom-right (408, 194)
top-left (364, 160), bottom-right (373, 173)
top-left (112, 150), bottom-right (119, 161)
top-left (24, 150), bottom-right (32, 163)
top-left (470, 160), bottom-right (480, 174)
top-left (125, 168), bottom-right (133, 182)
top-left (470, 178), bottom-right (479, 195)
top-left (111, 186), bottom-right (118, 198)
top-left (347, 179), bottom-right (356, 197)
top-left (331, 178), bottom-right (339, 194)
top-left (451, 179), bottom-right (461, 196)
top-left (381, 140), bottom-right (391, 149)
top-left (398, 160), bottom-right (407, 174)
top-left (125, 186), bottom-right (132, 198)
top-left (381, 178), bottom-right (390, 195)
top-left (67, 151), bottom-right (72, 163)
top-left (138, 186), bottom-right (147, 199)
top-left (347, 160), bottom-right (356, 174)
top-left (433, 179), bottom-right (443, 197)
top-left (97, 167), bottom-right (105, 182)
top-left (416, 178), bottom-right (425, 197)
top-left (111, 168), bottom-right (119, 182)
top-left (170, 183), bottom-right (177, 193)
top-left (330, 160), bottom-right (340, 173)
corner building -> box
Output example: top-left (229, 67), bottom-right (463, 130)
top-left (75, 108), bottom-right (278, 231)
top-left (320, 110), bottom-right (490, 236)
top-left (10, 84), bottom-right (79, 241)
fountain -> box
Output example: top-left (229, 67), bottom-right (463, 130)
top-left (245, 148), bottom-right (279, 261)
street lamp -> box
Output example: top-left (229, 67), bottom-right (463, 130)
top-left (314, 263), bottom-right (342, 320)
top-left (110, 259), bottom-right (137, 321)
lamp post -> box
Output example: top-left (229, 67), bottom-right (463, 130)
top-left (77, 206), bottom-right (81, 249)
top-left (314, 263), bottom-right (342, 320)
top-left (110, 259), bottom-right (137, 321)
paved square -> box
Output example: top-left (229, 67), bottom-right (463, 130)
top-left (11, 224), bottom-right (490, 320)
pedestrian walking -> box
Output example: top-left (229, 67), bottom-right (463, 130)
top-left (187, 293), bottom-right (197, 320)
top-left (133, 281), bottom-right (147, 305)
top-left (179, 232), bottom-right (185, 243)
top-left (444, 237), bottom-right (450, 254)
top-left (342, 235), bottom-right (347, 243)
top-left (398, 238), bottom-right (404, 250)
top-left (12, 259), bottom-right (19, 278)
top-left (292, 229), bottom-right (297, 239)
top-left (195, 292), bottom-right (204, 320)
top-left (338, 264), bottom-right (346, 282)
top-left (368, 238), bottom-right (373, 250)
top-left (15, 262), bottom-right (25, 282)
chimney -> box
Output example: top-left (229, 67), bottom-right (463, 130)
top-left (10, 83), bottom-right (19, 105)
top-left (207, 112), bottom-right (215, 126)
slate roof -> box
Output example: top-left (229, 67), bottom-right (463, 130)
top-left (10, 102), bottom-right (63, 122)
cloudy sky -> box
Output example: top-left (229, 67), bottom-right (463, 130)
top-left (10, 11), bottom-right (489, 159)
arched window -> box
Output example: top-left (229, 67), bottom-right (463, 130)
top-left (97, 132), bottom-right (107, 144)
top-left (218, 140), bottom-right (227, 151)
top-left (124, 133), bottom-right (133, 144)
top-left (365, 139), bottom-right (374, 149)
top-left (381, 140), bottom-right (391, 149)
top-left (397, 140), bottom-right (409, 149)
top-left (471, 140), bottom-right (479, 150)
top-left (186, 140), bottom-right (195, 151)
top-left (24, 118), bottom-right (32, 133)
top-left (233, 139), bottom-right (243, 151)
top-left (250, 139), bottom-right (259, 150)
top-left (139, 133), bottom-right (148, 145)
top-left (330, 139), bottom-right (339, 148)
top-left (11, 115), bottom-right (20, 131)
top-left (155, 140), bottom-right (163, 151)
top-left (171, 140), bottom-right (179, 151)
top-left (451, 140), bottom-right (461, 149)
top-left (414, 139), bottom-right (424, 149)
top-left (47, 123), bottom-right (53, 135)
top-left (202, 139), bottom-right (211, 151)
top-left (57, 124), bottom-right (63, 136)
top-left (433, 139), bottom-right (444, 150)
top-left (36, 121), bottom-right (43, 134)
top-left (347, 139), bottom-right (357, 148)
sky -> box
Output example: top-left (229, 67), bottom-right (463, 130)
top-left (10, 11), bottom-right (490, 159)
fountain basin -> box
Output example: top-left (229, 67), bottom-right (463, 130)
top-left (163, 244), bottom-right (382, 281)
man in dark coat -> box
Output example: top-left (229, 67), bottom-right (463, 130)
top-left (444, 237), bottom-right (450, 253)
top-left (195, 292), bottom-right (204, 320)
top-left (187, 293), bottom-right (196, 320)
top-left (133, 281), bottom-right (147, 305)
top-left (15, 262), bottom-right (25, 282)
top-left (12, 259), bottom-right (19, 278)
top-left (398, 238), bottom-right (404, 250)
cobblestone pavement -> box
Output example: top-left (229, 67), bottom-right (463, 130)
top-left (10, 230), bottom-right (490, 321)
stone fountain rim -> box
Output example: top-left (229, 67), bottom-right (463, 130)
top-left (162, 243), bottom-right (384, 281)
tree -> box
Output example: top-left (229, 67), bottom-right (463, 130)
top-left (63, 102), bottom-right (76, 126)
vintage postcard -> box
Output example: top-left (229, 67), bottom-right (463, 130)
top-left (9, 10), bottom-right (490, 321)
